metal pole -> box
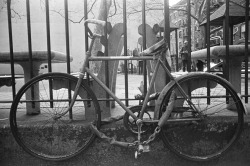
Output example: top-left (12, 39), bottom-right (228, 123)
top-left (45, 0), bottom-right (52, 72)
top-left (164, 0), bottom-right (171, 84)
top-left (123, 0), bottom-right (129, 106)
top-left (26, 0), bottom-right (33, 79)
top-left (142, 0), bottom-right (147, 96)
top-left (84, 0), bottom-right (92, 107)
top-left (187, 0), bottom-right (191, 72)
top-left (104, 0), bottom-right (110, 107)
top-left (7, 0), bottom-right (16, 98)
top-left (206, 0), bottom-right (211, 104)
top-left (64, 0), bottom-right (71, 74)
top-left (45, 0), bottom-right (53, 108)
top-left (225, 0), bottom-right (230, 81)
top-left (164, 0), bottom-right (170, 49)
top-left (245, 0), bottom-right (249, 103)
top-left (64, 0), bottom-right (73, 119)
top-left (175, 29), bottom-right (178, 71)
top-left (206, 0), bottom-right (210, 72)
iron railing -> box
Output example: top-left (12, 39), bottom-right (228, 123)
top-left (1, 0), bottom-right (249, 107)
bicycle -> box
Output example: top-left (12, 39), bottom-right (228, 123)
top-left (10, 19), bottom-right (245, 162)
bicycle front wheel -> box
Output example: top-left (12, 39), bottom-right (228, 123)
top-left (10, 72), bottom-right (101, 161)
top-left (159, 73), bottom-right (244, 161)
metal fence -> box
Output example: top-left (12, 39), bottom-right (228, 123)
top-left (1, 0), bottom-right (250, 106)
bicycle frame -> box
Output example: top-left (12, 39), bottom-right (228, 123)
top-left (59, 19), bottom-right (200, 134)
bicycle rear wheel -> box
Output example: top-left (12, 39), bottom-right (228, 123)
top-left (159, 73), bottom-right (244, 161)
top-left (10, 72), bottom-right (101, 161)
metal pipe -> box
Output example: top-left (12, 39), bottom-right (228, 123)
top-left (175, 29), bottom-right (178, 71)
top-left (7, 0), bottom-right (16, 98)
top-left (64, 0), bottom-right (71, 74)
top-left (88, 56), bottom-right (156, 61)
top-left (142, 0), bottom-right (147, 96)
top-left (104, 0), bottom-right (110, 107)
top-left (245, 0), bottom-right (249, 103)
top-left (187, 0), bottom-right (191, 72)
top-left (164, 0), bottom-right (171, 84)
top-left (206, 0), bottom-right (210, 72)
top-left (164, 0), bottom-right (170, 49)
top-left (123, 0), bottom-right (129, 106)
top-left (26, 0), bottom-right (33, 79)
top-left (225, 0), bottom-right (230, 81)
top-left (45, 0), bottom-right (52, 72)
top-left (45, 0), bottom-right (53, 108)
top-left (64, 0), bottom-right (73, 119)
top-left (206, 0), bottom-right (211, 105)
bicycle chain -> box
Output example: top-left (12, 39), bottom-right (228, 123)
top-left (143, 126), bottom-right (161, 145)
top-left (128, 126), bottom-right (161, 147)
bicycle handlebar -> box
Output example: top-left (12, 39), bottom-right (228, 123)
top-left (84, 19), bottom-right (106, 27)
top-left (84, 19), bottom-right (106, 37)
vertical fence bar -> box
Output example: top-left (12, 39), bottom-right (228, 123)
top-left (123, 0), bottom-right (129, 106)
top-left (187, 0), bottom-right (191, 72)
top-left (206, 0), bottom-right (211, 105)
top-left (7, 0), bottom-right (16, 98)
top-left (164, 0), bottom-right (170, 49)
top-left (104, 0), bottom-right (110, 107)
top-left (26, 0), bottom-right (36, 109)
top-left (45, 0), bottom-right (53, 108)
top-left (206, 0), bottom-right (210, 72)
top-left (65, 0), bottom-right (71, 74)
top-left (225, 0), bottom-right (229, 81)
top-left (26, 0), bottom-right (33, 79)
top-left (164, 0), bottom-right (171, 84)
top-left (45, 0), bottom-right (52, 72)
top-left (64, 0), bottom-right (72, 119)
top-left (84, 0), bottom-right (91, 107)
top-left (142, 0), bottom-right (147, 96)
top-left (245, 0), bottom-right (249, 103)
top-left (84, 0), bottom-right (88, 54)
top-left (175, 29), bottom-right (178, 71)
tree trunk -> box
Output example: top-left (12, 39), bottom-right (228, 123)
top-left (90, 0), bottom-right (112, 73)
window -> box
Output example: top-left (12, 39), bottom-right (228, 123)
top-left (183, 28), bottom-right (188, 36)
top-left (233, 27), bottom-right (238, 41)
top-left (179, 31), bottom-right (183, 38)
top-left (241, 24), bottom-right (245, 39)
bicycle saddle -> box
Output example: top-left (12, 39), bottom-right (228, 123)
top-left (139, 39), bottom-right (168, 56)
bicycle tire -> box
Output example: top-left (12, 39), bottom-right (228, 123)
top-left (158, 73), bottom-right (244, 161)
top-left (10, 72), bottom-right (101, 161)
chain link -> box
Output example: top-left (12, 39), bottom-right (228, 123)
top-left (143, 126), bottom-right (161, 145)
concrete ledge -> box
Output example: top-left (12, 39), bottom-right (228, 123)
top-left (1, 120), bottom-right (250, 166)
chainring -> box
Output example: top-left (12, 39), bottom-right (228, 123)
top-left (123, 105), bottom-right (153, 134)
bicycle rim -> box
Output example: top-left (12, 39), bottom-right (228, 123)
top-left (159, 73), bottom-right (244, 161)
top-left (10, 73), bottom-right (101, 161)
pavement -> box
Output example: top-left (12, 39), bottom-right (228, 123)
top-left (1, 73), bottom-right (250, 166)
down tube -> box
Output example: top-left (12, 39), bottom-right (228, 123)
top-left (85, 67), bottom-right (138, 121)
